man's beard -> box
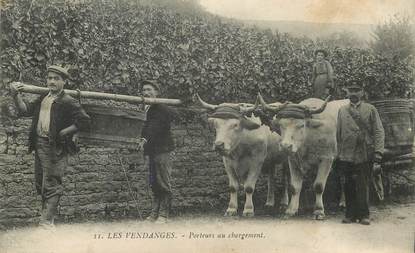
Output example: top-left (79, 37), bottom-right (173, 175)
top-left (349, 95), bottom-right (359, 103)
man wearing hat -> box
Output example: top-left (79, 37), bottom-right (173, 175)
top-left (10, 65), bottom-right (90, 227)
top-left (137, 80), bottom-right (175, 224)
top-left (336, 80), bottom-right (384, 225)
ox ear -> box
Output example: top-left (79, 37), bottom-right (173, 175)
top-left (306, 119), bottom-right (324, 128)
top-left (241, 117), bottom-right (261, 130)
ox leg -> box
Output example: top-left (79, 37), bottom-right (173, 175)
top-left (313, 159), bottom-right (332, 220)
top-left (284, 158), bottom-right (303, 218)
top-left (224, 160), bottom-right (239, 217)
top-left (242, 164), bottom-right (262, 217)
top-left (279, 162), bottom-right (290, 213)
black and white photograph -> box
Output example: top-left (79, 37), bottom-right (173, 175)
top-left (0, 0), bottom-right (414, 252)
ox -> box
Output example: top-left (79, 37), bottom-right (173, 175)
top-left (196, 94), bottom-right (287, 217)
top-left (258, 94), bottom-right (348, 219)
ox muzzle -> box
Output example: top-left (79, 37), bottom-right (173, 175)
top-left (213, 140), bottom-right (226, 154)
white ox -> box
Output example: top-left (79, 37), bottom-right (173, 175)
top-left (259, 94), bottom-right (348, 219)
top-left (196, 94), bottom-right (287, 217)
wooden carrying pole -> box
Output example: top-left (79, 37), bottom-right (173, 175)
top-left (10, 83), bottom-right (183, 105)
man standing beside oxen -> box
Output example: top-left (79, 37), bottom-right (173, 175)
top-left (10, 65), bottom-right (90, 228)
top-left (336, 80), bottom-right (385, 225)
top-left (138, 80), bottom-right (175, 224)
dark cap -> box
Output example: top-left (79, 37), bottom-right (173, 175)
top-left (141, 80), bottom-right (160, 91)
top-left (345, 80), bottom-right (363, 89)
top-left (47, 65), bottom-right (70, 79)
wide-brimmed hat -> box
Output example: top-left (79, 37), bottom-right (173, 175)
top-left (47, 65), bottom-right (69, 79)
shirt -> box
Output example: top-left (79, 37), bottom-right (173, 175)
top-left (36, 92), bottom-right (59, 137)
top-left (336, 101), bottom-right (385, 163)
top-left (23, 90), bottom-right (90, 155)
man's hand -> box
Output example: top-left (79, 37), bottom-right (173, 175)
top-left (58, 125), bottom-right (78, 140)
top-left (10, 82), bottom-right (24, 97)
top-left (59, 129), bottom-right (70, 139)
top-left (137, 138), bottom-right (147, 151)
top-left (372, 162), bottom-right (382, 176)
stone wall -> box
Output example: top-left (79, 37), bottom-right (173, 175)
top-left (0, 112), bottom-right (285, 228)
top-left (0, 103), bottom-right (414, 228)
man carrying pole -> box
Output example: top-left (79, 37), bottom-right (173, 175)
top-left (137, 80), bottom-right (175, 224)
top-left (10, 65), bottom-right (90, 227)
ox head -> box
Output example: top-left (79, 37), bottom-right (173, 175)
top-left (258, 93), bottom-right (330, 154)
top-left (195, 94), bottom-right (259, 156)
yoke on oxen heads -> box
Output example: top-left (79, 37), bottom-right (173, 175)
top-left (257, 93), bottom-right (330, 153)
top-left (257, 93), bottom-right (330, 118)
top-left (194, 93), bottom-right (261, 156)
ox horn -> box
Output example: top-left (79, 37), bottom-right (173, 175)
top-left (194, 93), bottom-right (218, 111)
top-left (239, 98), bottom-right (259, 115)
top-left (308, 95), bottom-right (331, 114)
top-left (257, 93), bottom-right (288, 113)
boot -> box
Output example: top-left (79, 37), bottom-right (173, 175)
top-left (158, 193), bottom-right (172, 220)
top-left (155, 216), bottom-right (168, 224)
top-left (360, 218), bottom-right (370, 225)
top-left (146, 193), bottom-right (160, 222)
top-left (45, 195), bottom-right (60, 222)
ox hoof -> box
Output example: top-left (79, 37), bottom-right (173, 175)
top-left (315, 214), bottom-right (325, 220)
top-left (313, 210), bottom-right (325, 220)
top-left (278, 204), bottom-right (288, 214)
top-left (224, 208), bottom-right (238, 217)
top-left (283, 210), bottom-right (297, 219)
top-left (242, 211), bottom-right (254, 218)
top-left (281, 214), bottom-right (293, 220)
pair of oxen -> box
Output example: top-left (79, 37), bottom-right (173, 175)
top-left (196, 93), bottom-right (349, 220)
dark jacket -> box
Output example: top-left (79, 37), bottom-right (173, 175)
top-left (141, 104), bottom-right (175, 155)
top-left (22, 91), bottom-right (90, 155)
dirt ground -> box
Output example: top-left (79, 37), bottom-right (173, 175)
top-left (0, 202), bottom-right (414, 253)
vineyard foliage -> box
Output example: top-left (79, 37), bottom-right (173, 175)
top-left (1, 0), bottom-right (414, 104)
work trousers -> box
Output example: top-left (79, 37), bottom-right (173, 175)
top-left (35, 137), bottom-right (66, 222)
top-left (147, 152), bottom-right (172, 219)
top-left (339, 161), bottom-right (371, 220)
